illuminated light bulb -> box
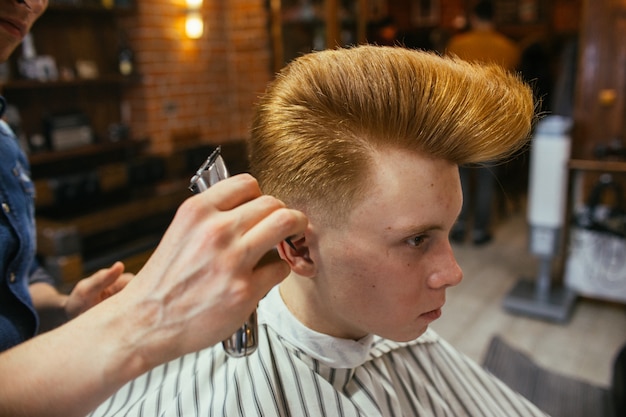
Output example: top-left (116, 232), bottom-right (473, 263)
top-left (186, 0), bottom-right (203, 8)
top-left (185, 12), bottom-right (204, 39)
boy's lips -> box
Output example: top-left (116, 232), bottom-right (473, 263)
top-left (420, 307), bottom-right (442, 322)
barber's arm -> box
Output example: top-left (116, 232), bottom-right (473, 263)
top-left (0, 174), bottom-right (307, 417)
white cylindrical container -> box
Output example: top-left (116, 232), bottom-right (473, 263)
top-left (527, 116), bottom-right (572, 228)
top-left (527, 116), bottom-right (572, 257)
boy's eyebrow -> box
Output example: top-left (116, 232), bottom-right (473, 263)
top-left (395, 223), bottom-right (445, 236)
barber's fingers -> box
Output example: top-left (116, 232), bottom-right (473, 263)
top-left (236, 205), bottom-right (307, 271)
top-left (182, 173), bottom-right (307, 258)
top-left (84, 261), bottom-right (125, 289)
top-left (226, 192), bottom-right (298, 240)
top-left (195, 174), bottom-right (264, 212)
top-left (159, 174), bottom-right (261, 246)
top-left (66, 262), bottom-right (132, 319)
top-left (249, 254), bottom-right (292, 295)
top-left (69, 262), bottom-right (125, 304)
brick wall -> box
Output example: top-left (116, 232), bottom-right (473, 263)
top-left (439, 0), bottom-right (466, 29)
top-left (119, 0), bottom-right (272, 154)
top-left (116, 0), bottom-right (576, 155)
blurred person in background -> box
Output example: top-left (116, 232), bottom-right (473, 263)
top-left (446, 0), bottom-right (521, 246)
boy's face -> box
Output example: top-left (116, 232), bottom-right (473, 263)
top-left (293, 147), bottom-right (463, 342)
top-left (0, 0), bottom-right (48, 62)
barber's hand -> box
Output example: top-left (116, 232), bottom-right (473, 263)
top-left (64, 262), bottom-right (134, 320)
top-left (113, 174), bottom-right (307, 367)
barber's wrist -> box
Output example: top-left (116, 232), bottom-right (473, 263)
top-left (98, 291), bottom-right (176, 383)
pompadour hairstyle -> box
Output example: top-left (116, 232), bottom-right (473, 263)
top-left (249, 45), bottom-right (535, 225)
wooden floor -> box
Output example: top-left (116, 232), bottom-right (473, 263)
top-left (431, 210), bottom-right (626, 388)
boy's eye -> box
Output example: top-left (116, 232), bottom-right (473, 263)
top-left (406, 235), bottom-right (427, 247)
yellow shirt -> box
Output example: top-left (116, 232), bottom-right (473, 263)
top-left (446, 29), bottom-right (520, 71)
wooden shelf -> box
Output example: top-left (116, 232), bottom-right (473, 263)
top-left (2, 5), bottom-right (137, 148)
top-left (47, 2), bottom-right (136, 14)
top-left (270, 0), bottom-right (367, 72)
top-left (37, 182), bottom-right (187, 240)
top-left (568, 159), bottom-right (626, 173)
top-left (1, 74), bottom-right (139, 91)
top-left (29, 139), bottom-right (147, 166)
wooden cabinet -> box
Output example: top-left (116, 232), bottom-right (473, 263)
top-left (0, 2), bottom-right (256, 290)
top-left (0, 1), bottom-right (179, 289)
top-left (564, 0), bottom-right (626, 214)
top-left (268, 0), bottom-right (368, 72)
top-left (27, 140), bottom-right (248, 291)
top-left (573, 0), bottom-right (626, 160)
top-left (0, 2), bottom-right (137, 150)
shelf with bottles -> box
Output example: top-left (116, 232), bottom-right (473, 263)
top-left (0, 0), bottom-right (138, 157)
top-left (0, 73), bottom-right (139, 91)
top-left (2, 0), bottom-right (136, 86)
top-left (269, 0), bottom-right (366, 71)
top-left (47, 0), bottom-right (136, 14)
top-left (28, 138), bottom-right (148, 172)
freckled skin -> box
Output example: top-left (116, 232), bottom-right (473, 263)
top-left (281, 148), bottom-right (464, 342)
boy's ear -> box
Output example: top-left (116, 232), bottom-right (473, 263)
top-left (277, 235), bottom-right (315, 278)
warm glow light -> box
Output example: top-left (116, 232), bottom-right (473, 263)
top-left (186, 0), bottom-right (203, 8)
top-left (185, 12), bottom-right (204, 39)
top-left (184, 0), bottom-right (203, 39)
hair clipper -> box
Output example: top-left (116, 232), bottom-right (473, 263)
top-left (189, 147), bottom-right (258, 357)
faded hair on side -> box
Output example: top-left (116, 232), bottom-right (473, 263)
top-left (249, 45), bottom-right (535, 225)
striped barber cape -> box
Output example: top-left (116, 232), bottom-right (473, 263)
top-left (89, 286), bottom-right (548, 417)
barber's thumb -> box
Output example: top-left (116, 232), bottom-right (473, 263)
top-left (89, 261), bottom-right (125, 286)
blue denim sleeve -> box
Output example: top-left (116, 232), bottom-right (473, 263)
top-left (28, 264), bottom-right (55, 286)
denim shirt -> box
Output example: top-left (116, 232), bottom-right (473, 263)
top-left (0, 100), bottom-right (40, 351)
